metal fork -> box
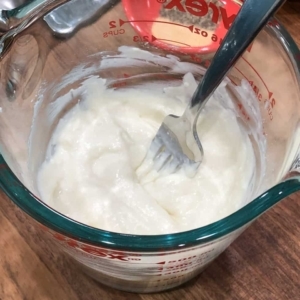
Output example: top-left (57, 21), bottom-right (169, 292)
top-left (148, 0), bottom-right (284, 176)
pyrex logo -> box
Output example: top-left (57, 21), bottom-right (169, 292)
top-left (48, 230), bottom-right (137, 262)
top-left (78, 247), bottom-right (130, 261)
top-left (164, 0), bottom-right (237, 30)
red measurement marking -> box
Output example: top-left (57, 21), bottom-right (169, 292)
top-left (103, 29), bottom-right (125, 38)
top-left (234, 66), bottom-right (250, 82)
top-left (249, 81), bottom-right (263, 102)
top-left (241, 57), bottom-right (273, 99)
top-left (190, 54), bottom-right (202, 63)
top-left (112, 82), bottom-right (126, 88)
top-left (204, 60), bottom-right (211, 68)
top-left (161, 269), bottom-right (189, 275)
top-left (156, 256), bottom-right (198, 265)
top-left (109, 21), bottom-right (116, 29)
top-left (160, 262), bottom-right (194, 271)
top-left (247, 42), bottom-right (254, 53)
top-left (119, 19), bottom-right (194, 32)
top-left (152, 35), bottom-right (191, 47)
top-left (229, 78), bottom-right (238, 86)
top-left (154, 275), bottom-right (185, 283)
top-left (238, 103), bottom-right (250, 121)
top-left (267, 19), bottom-right (279, 27)
top-left (133, 35), bottom-right (150, 42)
top-left (193, 27), bottom-right (209, 38)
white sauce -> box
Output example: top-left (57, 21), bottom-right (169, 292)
top-left (37, 72), bottom-right (255, 235)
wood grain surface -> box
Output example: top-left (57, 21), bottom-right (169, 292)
top-left (1, 2), bottom-right (300, 300)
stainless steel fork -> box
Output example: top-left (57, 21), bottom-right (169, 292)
top-left (148, 0), bottom-right (285, 176)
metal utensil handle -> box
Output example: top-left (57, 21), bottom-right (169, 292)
top-left (191, 0), bottom-right (285, 109)
top-left (0, 0), bottom-right (32, 10)
top-left (0, 0), bottom-right (69, 33)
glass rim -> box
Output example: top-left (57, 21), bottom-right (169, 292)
top-left (1, 18), bottom-right (300, 252)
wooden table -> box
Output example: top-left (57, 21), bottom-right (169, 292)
top-left (1, 2), bottom-right (300, 299)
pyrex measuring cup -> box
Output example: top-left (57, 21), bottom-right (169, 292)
top-left (0, 0), bottom-right (300, 293)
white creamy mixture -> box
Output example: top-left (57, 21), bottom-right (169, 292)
top-left (37, 73), bottom-right (255, 235)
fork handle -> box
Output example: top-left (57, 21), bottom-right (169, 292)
top-left (190, 0), bottom-right (285, 110)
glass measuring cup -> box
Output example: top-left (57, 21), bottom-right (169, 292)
top-left (0, 0), bottom-right (300, 293)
